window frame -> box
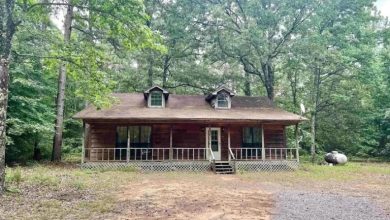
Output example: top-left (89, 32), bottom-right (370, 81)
top-left (115, 126), bottom-right (152, 149)
top-left (215, 93), bottom-right (230, 109)
top-left (242, 127), bottom-right (262, 148)
top-left (148, 91), bottom-right (165, 108)
top-left (115, 126), bottom-right (128, 148)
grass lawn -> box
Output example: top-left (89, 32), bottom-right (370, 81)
top-left (0, 162), bottom-right (389, 219)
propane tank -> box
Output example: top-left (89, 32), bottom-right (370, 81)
top-left (324, 151), bottom-right (348, 165)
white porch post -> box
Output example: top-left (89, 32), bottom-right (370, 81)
top-left (126, 127), bottom-right (130, 162)
top-left (169, 126), bottom-right (173, 160)
top-left (295, 123), bottom-right (299, 162)
top-left (81, 122), bottom-right (86, 164)
top-left (261, 124), bottom-right (265, 161)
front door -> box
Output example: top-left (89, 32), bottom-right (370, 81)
top-left (206, 127), bottom-right (221, 161)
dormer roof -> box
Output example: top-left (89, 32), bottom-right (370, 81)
top-left (143, 85), bottom-right (169, 100)
top-left (205, 86), bottom-right (235, 102)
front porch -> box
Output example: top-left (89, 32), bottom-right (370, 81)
top-left (80, 122), bottom-right (300, 172)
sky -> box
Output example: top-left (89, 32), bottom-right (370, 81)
top-left (51, 1), bottom-right (390, 31)
top-left (376, 0), bottom-right (390, 17)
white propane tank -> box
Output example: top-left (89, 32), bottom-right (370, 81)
top-left (324, 151), bottom-right (348, 165)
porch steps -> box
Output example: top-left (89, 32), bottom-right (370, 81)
top-left (213, 162), bottom-right (235, 174)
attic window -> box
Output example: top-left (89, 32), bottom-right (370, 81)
top-left (216, 93), bottom-right (229, 108)
top-left (149, 91), bottom-right (164, 107)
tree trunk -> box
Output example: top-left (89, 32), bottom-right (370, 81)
top-left (162, 55), bottom-right (170, 88)
top-left (288, 71), bottom-right (298, 113)
top-left (244, 71), bottom-right (251, 96)
top-left (33, 137), bottom-right (41, 161)
top-left (288, 71), bottom-right (299, 144)
top-left (0, 0), bottom-right (17, 195)
top-left (147, 55), bottom-right (154, 87)
top-left (52, 4), bottom-right (73, 161)
top-left (0, 59), bottom-right (10, 194)
top-left (261, 62), bottom-right (274, 101)
top-left (311, 66), bottom-right (321, 163)
top-left (310, 112), bottom-right (316, 163)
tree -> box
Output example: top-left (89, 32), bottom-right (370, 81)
top-left (200, 0), bottom-right (316, 100)
top-left (0, 0), bottom-right (161, 193)
top-left (279, 0), bottom-right (377, 161)
top-left (50, 0), bottom-right (163, 161)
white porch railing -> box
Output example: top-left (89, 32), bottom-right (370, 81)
top-left (84, 147), bottom-right (298, 162)
top-left (84, 147), bottom-right (208, 162)
top-left (172, 148), bottom-right (207, 160)
top-left (230, 147), bottom-right (298, 161)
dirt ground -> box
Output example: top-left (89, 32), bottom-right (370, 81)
top-left (111, 174), bottom-right (273, 220)
top-left (1, 163), bottom-right (390, 219)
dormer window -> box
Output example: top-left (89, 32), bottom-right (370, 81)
top-left (216, 93), bottom-right (229, 108)
top-left (149, 91), bottom-right (164, 107)
top-left (144, 86), bottom-right (169, 108)
top-left (205, 86), bottom-right (234, 109)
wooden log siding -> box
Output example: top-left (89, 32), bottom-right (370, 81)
top-left (87, 123), bottom-right (116, 161)
top-left (263, 124), bottom-right (286, 159)
top-left (172, 124), bottom-right (206, 160)
top-left (84, 122), bottom-right (288, 162)
top-left (151, 124), bottom-right (170, 160)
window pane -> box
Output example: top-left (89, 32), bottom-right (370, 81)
top-left (242, 127), bottom-right (262, 148)
top-left (216, 94), bottom-right (228, 108)
top-left (129, 126), bottom-right (140, 143)
top-left (211, 141), bottom-right (218, 151)
top-left (210, 130), bottom-right (219, 151)
top-left (150, 92), bottom-right (163, 106)
top-left (243, 127), bottom-right (252, 144)
top-left (140, 126), bottom-right (151, 143)
top-left (129, 126), bottom-right (151, 148)
top-left (116, 126), bottom-right (127, 148)
top-left (211, 130), bottom-right (218, 141)
top-left (253, 128), bottom-right (261, 144)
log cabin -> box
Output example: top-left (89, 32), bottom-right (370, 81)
top-left (74, 86), bottom-right (306, 173)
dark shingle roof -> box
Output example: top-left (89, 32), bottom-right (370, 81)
top-left (73, 93), bottom-right (306, 124)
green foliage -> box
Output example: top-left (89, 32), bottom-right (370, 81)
top-left (5, 166), bottom-right (22, 186)
top-left (3, 0), bottom-right (390, 163)
top-left (6, 16), bottom-right (57, 162)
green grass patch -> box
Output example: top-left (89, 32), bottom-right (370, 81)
top-left (62, 152), bottom-right (82, 163)
top-left (239, 162), bottom-right (390, 184)
top-left (79, 196), bottom-right (116, 213)
top-left (5, 166), bottom-right (23, 186)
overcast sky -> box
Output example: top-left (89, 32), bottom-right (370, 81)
top-left (376, 0), bottom-right (390, 17)
top-left (52, 1), bottom-right (390, 31)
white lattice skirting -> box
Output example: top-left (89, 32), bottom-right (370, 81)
top-left (235, 160), bottom-right (299, 172)
top-left (81, 160), bottom-right (299, 172)
top-left (81, 161), bottom-right (211, 172)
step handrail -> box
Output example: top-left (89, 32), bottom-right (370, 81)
top-left (228, 146), bottom-right (236, 160)
top-left (208, 147), bottom-right (216, 162)
top-left (207, 147), bottom-right (216, 173)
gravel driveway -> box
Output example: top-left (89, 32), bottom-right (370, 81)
top-left (272, 190), bottom-right (390, 220)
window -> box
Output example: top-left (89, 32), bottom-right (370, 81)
top-left (116, 127), bottom-right (128, 148)
top-left (242, 127), bottom-right (262, 148)
top-left (115, 126), bottom-right (128, 160)
top-left (150, 91), bottom-right (163, 107)
top-left (129, 126), bottom-right (151, 148)
top-left (210, 130), bottom-right (219, 152)
top-left (216, 93), bottom-right (229, 108)
top-left (116, 126), bottom-right (152, 148)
